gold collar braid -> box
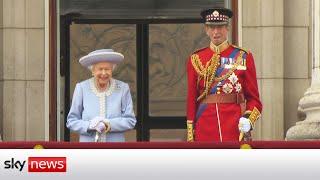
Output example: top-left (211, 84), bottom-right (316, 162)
top-left (210, 40), bottom-right (229, 54)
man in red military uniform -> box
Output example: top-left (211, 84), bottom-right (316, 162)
top-left (186, 7), bottom-right (262, 142)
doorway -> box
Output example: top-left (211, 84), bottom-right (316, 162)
top-left (58, 0), bottom-right (233, 141)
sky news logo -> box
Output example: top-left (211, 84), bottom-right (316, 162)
top-left (3, 157), bottom-right (67, 172)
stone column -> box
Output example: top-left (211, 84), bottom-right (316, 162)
top-left (1, 0), bottom-right (45, 141)
top-left (286, 0), bottom-right (320, 140)
top-left (242, 0), bottom-right (284, 140)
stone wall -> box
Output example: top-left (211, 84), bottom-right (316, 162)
top-left (0, 0), bottom-right (45, 141)
top-left (242, 0), bottom-right (311, 140)
top-left (283, 0), bottom-right (311, 133)
top-left (242, 0), bottom-right (284, 140)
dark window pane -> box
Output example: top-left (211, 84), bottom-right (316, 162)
top-left (61, 0), bottom-right (225, 19)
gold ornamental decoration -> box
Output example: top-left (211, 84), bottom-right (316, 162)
top-left (191, 51), bottom-right (244, 101)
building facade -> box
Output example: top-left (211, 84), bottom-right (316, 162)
top-left (0, 0), bottom-right (318, 141)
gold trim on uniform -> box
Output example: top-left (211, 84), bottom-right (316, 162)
top-left (210, 40), bottom-right (229, 54)
top-left (231, 44), bottom-right (249, 54)
top-left (191, 54), bottom-right (207, 76)
top-left (240, 143), bottom-right (252, 149)
top-left (244, 110), bottom-right (252, 116)
top-left (187, 120), bottom-right (194, 142)
top-left (248, 107), bottom-right (261, 127)
top-left (191, 53), bottom-right (220, 101)
top-left (191, 50), bottom-right (244, 101)
top-left (33, 144), bottom-right (44, 149)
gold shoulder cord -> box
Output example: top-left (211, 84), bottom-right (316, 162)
top-left (191, 54), bottom-right (206, 87)
top-left (191, 51), bottom-right (245, 101)
top-left (191, 54), bottom-right (206, 76)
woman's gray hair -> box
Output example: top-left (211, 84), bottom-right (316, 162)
top-left (112, 64), bottom-right (117, 70)
top-left (89, 63), bottom-right (117, 72)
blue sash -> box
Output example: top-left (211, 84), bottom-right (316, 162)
top-left (195, 48), bottom-right (241, 121)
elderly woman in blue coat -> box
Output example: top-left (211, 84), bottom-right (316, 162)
top-left (67, 49), bottom-right (136, 142)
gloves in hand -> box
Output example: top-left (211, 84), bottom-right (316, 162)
top-left (95, 121), bottom-right (107, 133)
top-left (238, 117), bottom-right (251, 133)
top-left (88, 116), bottom-right (104, 130)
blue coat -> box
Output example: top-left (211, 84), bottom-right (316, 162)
top-left (67, 78), bottom-right (136, 142)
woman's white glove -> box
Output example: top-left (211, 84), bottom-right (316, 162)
top-left (238, 117), bottom-right (251, 133)
top-left (88, 116), bottom-right (105, 130)
top-left (95, 122), bottom-right (107, 133)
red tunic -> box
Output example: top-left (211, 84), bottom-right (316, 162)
top-left (186, 45), bottom-right (262, 142)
